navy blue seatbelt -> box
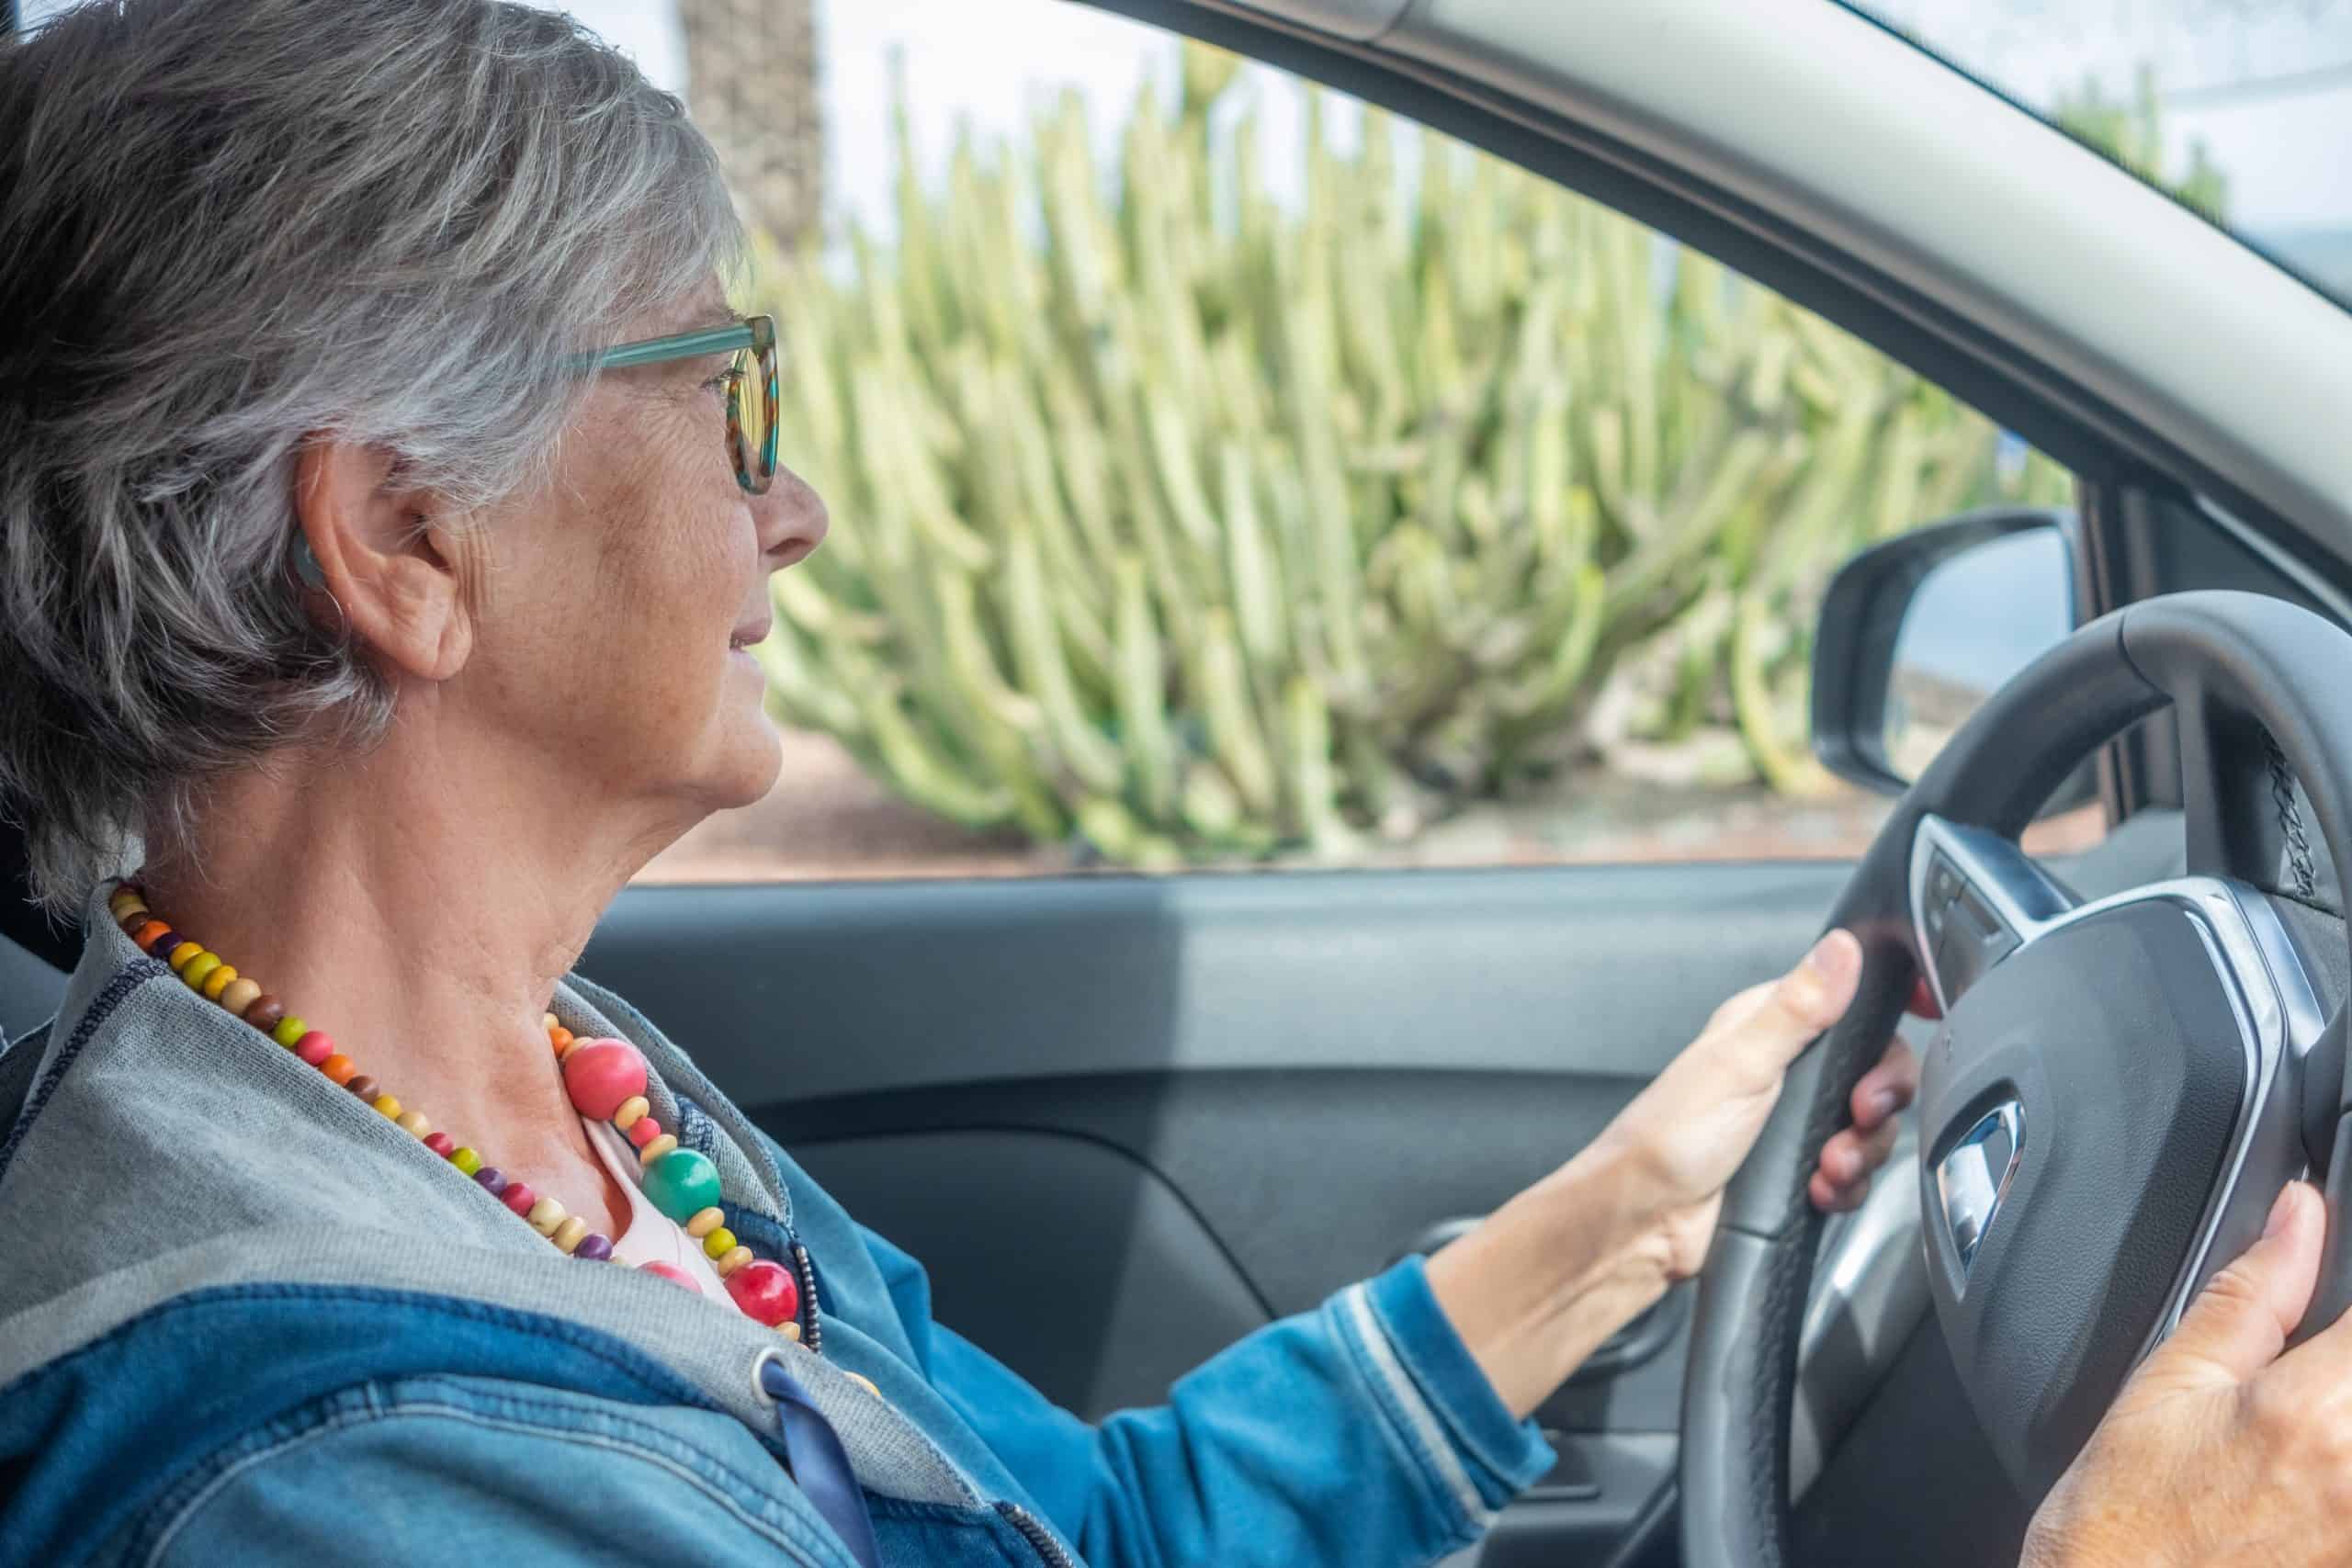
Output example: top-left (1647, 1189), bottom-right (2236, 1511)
top-left (758, 1354), bottom-right (883, 1568)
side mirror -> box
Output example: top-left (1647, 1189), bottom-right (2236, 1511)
top-left (1812, 507), bottom-right (2083, 797)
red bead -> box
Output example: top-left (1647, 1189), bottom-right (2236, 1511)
top-left (560, 1038), bottom-right (649, 1120)
top-left (628, 1116), bottom-right (663, 1148)
top-left (422, 1132), bottom-right (454, 1156)
top-left (639, 1260), bottom-right (702, 1292)
top-left (293, 1030), bottom-right (334, 1066)
top-left (500, 1181), bottom-right (537, 1216)
top-left (723, 1258), bottom-right (799, 1326)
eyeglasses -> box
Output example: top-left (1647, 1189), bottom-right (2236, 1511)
top-left (570, 313), bottom-right (779, 495)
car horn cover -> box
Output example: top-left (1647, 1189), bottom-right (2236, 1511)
top-left (1917, 898), bottom-right (2249, 1494)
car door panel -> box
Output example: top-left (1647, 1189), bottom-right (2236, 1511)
top-left (580, 859), bottom-right (1851, 1553)
top-left (580, 817), bottom-right (2184, 1562)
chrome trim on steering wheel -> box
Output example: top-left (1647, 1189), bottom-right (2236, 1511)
top-left (1792, 1135), bottom-right (1928, 1502)
top-left (1906, 813), bottom-right (2325, 1351)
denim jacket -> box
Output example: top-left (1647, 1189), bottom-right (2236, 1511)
top-left (0, 886), bottom-right (1554, 1566)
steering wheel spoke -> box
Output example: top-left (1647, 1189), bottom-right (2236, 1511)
top-left (1909, 816), bottom-right (2077, 1014)
top-left (2178, 691), bottom-right (2312, 890)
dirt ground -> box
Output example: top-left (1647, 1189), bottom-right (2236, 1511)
top-left (637, 728), bottom-right (2107, 886)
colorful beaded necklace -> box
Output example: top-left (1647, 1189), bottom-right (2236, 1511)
top-left (106, 880), bottom-right (845, 1359)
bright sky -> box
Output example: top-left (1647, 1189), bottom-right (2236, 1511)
top-left (25, 0), bottom-right (2352, 237)
top-left (548, 0), bottom-right (2352, 243)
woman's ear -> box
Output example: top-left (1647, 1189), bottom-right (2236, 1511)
top-left (291, 438), bottom-right (474, 682)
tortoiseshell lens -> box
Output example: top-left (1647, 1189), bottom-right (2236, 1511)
top-left (725, 314), bottom-right (780, 495)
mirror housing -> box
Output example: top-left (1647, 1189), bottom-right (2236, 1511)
top-left (1812, 506), bottom-right (2081, 796)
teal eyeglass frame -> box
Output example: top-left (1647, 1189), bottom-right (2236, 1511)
top-left (569, 313), bottom-right (780, 495)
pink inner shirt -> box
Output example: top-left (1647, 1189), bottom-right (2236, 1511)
top-left (584, 1113), bottom-right (728, 1296)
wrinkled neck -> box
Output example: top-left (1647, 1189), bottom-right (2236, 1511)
top-left (136, 709), bottom-right (686, 1130)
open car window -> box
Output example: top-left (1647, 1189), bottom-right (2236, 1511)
top-left (517, 0), bottom-right (2103, 884)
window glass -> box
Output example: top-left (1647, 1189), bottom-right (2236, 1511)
top-left (280, 0), bottom-right (2075, 882)
top-left (1848, 0), bottom-right (2352, 312)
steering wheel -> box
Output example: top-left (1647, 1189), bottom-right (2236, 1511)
top-left (1680, 590), bottom-right (2352, 1566)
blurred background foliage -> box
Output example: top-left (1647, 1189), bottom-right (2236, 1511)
top-left (746, 42), bottom-right (2084, 869)
top-left (2053, 62), bottom-right (2231, 220)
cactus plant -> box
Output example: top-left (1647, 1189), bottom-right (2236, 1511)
top-left (749, 43), bottom-right (2072, 865)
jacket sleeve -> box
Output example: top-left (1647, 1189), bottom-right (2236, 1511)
top-left (862, 1224), bottom-right (1555, 1568)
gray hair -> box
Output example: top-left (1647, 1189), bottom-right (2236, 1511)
top-left (0, 0), bottom-right (747, 911)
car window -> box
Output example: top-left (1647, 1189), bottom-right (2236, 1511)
top-left (16, 0), bottom-right (2075, 883)
top-left (1847, 0), bottom-right (2352, 314)
top-left (598, 0), bottom-right (2101, 885)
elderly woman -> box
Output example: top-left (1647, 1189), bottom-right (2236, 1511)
top-left (0, 4), bottom-right (2345, 1566)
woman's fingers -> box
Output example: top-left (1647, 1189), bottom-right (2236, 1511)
top-left (1848, 1039), bottom-right (1918, 1128)
top-left (1806, 1037), bottom-right (1916, 1213)
top-left (2129, 1181), bottom-right (2324, 1401)
top-left (1810, 1116), bottom-right (1902, 1209)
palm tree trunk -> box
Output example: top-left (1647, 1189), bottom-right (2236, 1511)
top-left (676, 0), bottom-right (823, 250)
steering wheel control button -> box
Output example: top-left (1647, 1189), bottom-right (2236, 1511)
top-left (1934, 1101), bottom-right (2022, 1286)
top-left (1930, 885), bottom-right (2019, 1002)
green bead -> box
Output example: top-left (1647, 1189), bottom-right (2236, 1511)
top-left (640, 1147), bottom-right (720, 1224)
top-left (451, 1146), bottom-right (482, 1176)
top-left (179, 953), bottom-right (221, 992)
top-left (271, 1016), bottom-right (308, 1048)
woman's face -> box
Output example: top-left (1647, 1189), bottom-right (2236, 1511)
top-left (458, 285), bottom-right (827, 825)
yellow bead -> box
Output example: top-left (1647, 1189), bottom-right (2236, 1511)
top-left (451, 1147), bottom-right (482, 1176)
top-left (396, 1110), bottom-right (431, 1138)
top-left (636, 1134), bottom-right (678, 1168)
top-left (166, 942), bottom-right (204, 974)
top-left (218, 976), bottom-right (261, 1018)
top-left (715, 1245), bottom-right (752, 1278)
top-left (110, 895), bottom-right (147, 920)
top-left (552, 1215), bottom-right (589, 1254)
top-left (199, 964), bottom-right (239, 1001)
top-left (777, 1320), bottom-right (802, 1345)
top-left (371, 1094), bottom-right (401, 1120)
top-left (701, 1226), bottom-right (736, 1260)
top-left (542, 1012), bottom-right (560, 1032)
top-left (526, 1196), bottom-right (567, 1236)
top-left (271, 1017), bottom-right (307, 1048)
top-left (684, 1206), bottom-right (724, 1238)
top-left (179, 953), bottom-right (222, 991)
top-left (613, 1095), bottom-right (650, 1132)
top-left (843, 1372), bottom-right (882, 1400)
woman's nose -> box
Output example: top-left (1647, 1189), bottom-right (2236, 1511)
top-left (755, 462), bottom-right (829, 570)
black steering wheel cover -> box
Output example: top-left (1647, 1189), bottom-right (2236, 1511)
top-left (1680, 592), bottom-right (2352, 1568)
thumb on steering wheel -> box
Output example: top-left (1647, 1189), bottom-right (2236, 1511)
top-left (2122, 1181), bottom-right (2324, 1404)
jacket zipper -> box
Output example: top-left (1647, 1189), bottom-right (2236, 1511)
top-left (791, 1239), bottom-right (824, 1355)
top-left (995, 1502), bottom-right (1076, 1568)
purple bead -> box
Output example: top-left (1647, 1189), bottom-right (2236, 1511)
top-left (473, 1167), bottom-right (507, 1196)
top-left (573, 1234), bottom-right (613, 1261)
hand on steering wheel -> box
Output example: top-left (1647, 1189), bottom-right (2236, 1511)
top-left (1428, 931), bottom-right (1918, 1419)
top-left (2025, 1180), bottom-right (2352, 1568)
top-left (1683, 592), bottom-right (2352, 1568)
top-left (1597, 929), bottom-right (1921, 1279)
